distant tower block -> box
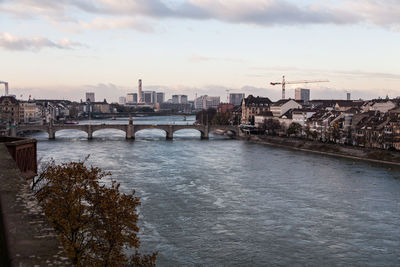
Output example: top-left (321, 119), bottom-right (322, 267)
top-left (0, 81), bottom-right (8, 96)
top-left (347, 92), bottom-right (351, 101)
top-left (138, 79), bottom-right (143, 103)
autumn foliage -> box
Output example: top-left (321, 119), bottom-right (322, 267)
top-left (33, 160), bottom-right (157, 266)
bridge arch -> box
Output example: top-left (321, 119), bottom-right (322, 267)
top-left (91, 128), bottom-right (126, 134)
top-left (133, 127), bottom-right (171, 139)
top-left (53, 128), bottom-right (89, 139)
top-left (209, 126), bottom-right (238, 137)
top-left (16, 128), bottom-right (48, 134)
top-left (172, 128), bottom-right (206, 139)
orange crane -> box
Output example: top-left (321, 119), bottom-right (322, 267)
top-left (270, 76), bottom-right (329, 100)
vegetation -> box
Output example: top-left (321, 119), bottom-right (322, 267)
top-left (196, 108), bottom-right (216, 125)
top-left (262, 119), bottom-right (281, 135)
top-left (211, 112), bottom-right (230, 125)
top-left (33, 159), bottom-right (157, 266)
top-left (287, 122), bottom-right (302, 136)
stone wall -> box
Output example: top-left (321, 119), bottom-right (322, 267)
top-left (0, 143), bottom-right (71, 266)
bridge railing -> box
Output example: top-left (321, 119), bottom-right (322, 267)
top-left (0, 137), bottom-right (37, 179)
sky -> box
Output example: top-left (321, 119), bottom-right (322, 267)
top-left (0, 0), bottom-right (399, 102)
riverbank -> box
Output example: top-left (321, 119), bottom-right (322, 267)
top-left (241, 135), bottom-right (400, 167)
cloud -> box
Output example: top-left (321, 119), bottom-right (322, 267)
top-left (79, 17), bottom-right (154, 33)
top-left (189, 55), bottom-right (244, 63)
top-left (250, 66), bottom-right (400, 81)
top-left (1, 0), bottom-right (400, 31)
top-left (0, 32), bottom-right (86, 51)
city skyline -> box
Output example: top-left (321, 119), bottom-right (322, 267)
top-left (1, 0), bottom-right (399, 102)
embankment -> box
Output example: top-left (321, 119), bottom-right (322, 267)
top-left (241, 135), bottom-right (400, 167)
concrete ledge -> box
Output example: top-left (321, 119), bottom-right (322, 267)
top-left (0, 144), bottom-right (71, 266)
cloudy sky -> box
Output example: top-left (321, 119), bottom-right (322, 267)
top-left (0, 0), bottom-right (399, 102)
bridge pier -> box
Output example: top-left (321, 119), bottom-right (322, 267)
top-left (10, 127), bottom-right (17, 137)
top-left (126, 117), bottom-right (134, 139)
top-left (201, 125), bottom-right (209, 139)
top-left (48, 130), bottom-right (55, 139)
top-left (201, 131), bottom-right (209, 139)
top-left (87, 125), bottom-right (93, 140)
top-left (166, 126), bottom-right (173, 140)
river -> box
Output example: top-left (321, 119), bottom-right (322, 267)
top-left (26, 116), bottom-right (400, 266)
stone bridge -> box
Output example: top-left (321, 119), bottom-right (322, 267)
top-left (13, 120), bottom-right (239, 140)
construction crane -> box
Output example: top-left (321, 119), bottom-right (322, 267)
top-left (270, 76), bottom-right (329, 100)
top-left (0, 81), bottom-right (9, 96)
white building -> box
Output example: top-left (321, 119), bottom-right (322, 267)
top-left (126, 93), bottom-right (137, 104)
top-left (270, 99), bottom-right (302, 117)
top-left (194, 95), bottom-right (220, 110)
top-left (292, 109), bottom-right (316, 126)
top-left (20, 102), bottom-right (41, 123)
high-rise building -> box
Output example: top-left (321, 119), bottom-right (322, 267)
top-left (142, 91), bottom-right (156, 104)
top-left (126, 93), bottom-right (137, 104)
top-left (138, 79), bottom-right (143, 103)
top-left (119, 96), bottom-right (126, 105)
top-left (156, 92), bottom-right (165, 104)
top-left (229, 93), bottom-right (245, 106)
top-left (347, 93), bottom-right (351, 101)
top-left (295, 88), bottom-right (310, 102)
top-left (85, 92), bottom-right (95, 102)
top-left (172, 95), bottom-right (188, 104)
top-left (172, 95), bottom-right (179, 104)
top-left (194, 95), bottom-right (220, 110)
top-left (180, 95), bottom-right (188, 104)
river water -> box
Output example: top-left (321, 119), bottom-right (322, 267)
top-left (27, 116), bottom-right (400, 266)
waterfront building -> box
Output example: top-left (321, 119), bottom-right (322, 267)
top-left (217, 103), bottom-right (234, 114)
top-left (20, 102), bottom-right (40, 123)
top-left (0, 95), bottom-right (20, 125)
top-left (291, 109), bottom-right (316, 126)
top-left (241, 95), bottom-right (272, 125)
top-left (254, 111), bottom-right (274, 128)
top-left (295, 88), bottom-right (310, 103)
top-left (270, 99), bottom-right (302, 117)
top-left (92, 100), bottom-right (110, 113)
top-left (85, 92), bottom-right (95, 102)
top-left (229, 93), bottom-right (245, 106)
top-left (155, 103), bottom-right (192, 113)
top-left (194, 95), bottom-right (220, 110)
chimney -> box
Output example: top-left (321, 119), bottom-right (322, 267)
top-left (138, 79), bottom-right (142, 103)
top-left (5, 82), bottom-right (8, 96)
